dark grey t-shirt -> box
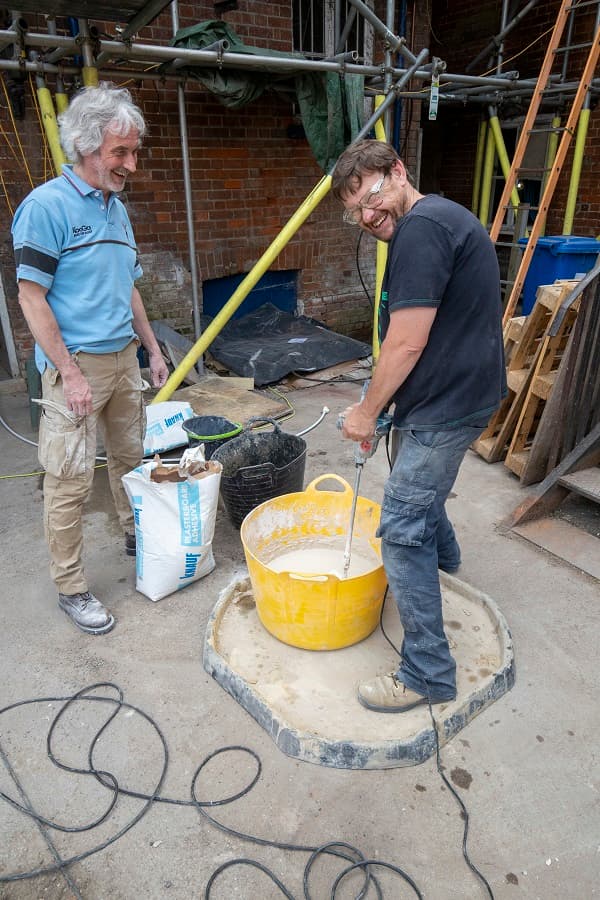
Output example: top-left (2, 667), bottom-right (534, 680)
top-left (380, 194), bottom-right (507, 429)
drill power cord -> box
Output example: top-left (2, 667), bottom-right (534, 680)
top-left (378, 590), bottom-right (495, 900)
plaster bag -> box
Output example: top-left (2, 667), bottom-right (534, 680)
top-left (143, 401), bottom-right (195, 455)
top-left (122, 446), bottom-right (222, 601)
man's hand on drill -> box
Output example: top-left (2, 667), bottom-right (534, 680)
top-left (340, 402), bottom-right (377, 444)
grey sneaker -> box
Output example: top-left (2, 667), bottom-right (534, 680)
top-left (58, 591), bottom-right (115, 635)
top-left (125, 532), bottom-right (136, 556)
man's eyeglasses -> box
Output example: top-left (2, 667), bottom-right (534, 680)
top-left (342, 173), bottom-right (388, 225)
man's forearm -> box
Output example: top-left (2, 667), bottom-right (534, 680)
top-left (18, 281), bottom-right (78, 375)
top-left (362, 340), bottom-right (423, 419)
top-left (130, 287), bottom-right (162, 356)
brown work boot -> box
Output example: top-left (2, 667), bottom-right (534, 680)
top-left (358, 673), bottom-right (454, 713)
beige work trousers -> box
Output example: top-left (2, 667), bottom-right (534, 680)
top-left (38, 342), bottom-right (145, 594)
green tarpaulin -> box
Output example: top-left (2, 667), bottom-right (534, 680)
top-left (170, 20), bottom-right (364, 172)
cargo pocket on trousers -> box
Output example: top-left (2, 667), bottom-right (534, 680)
top-left (38, 407), bottom-right (88, 478)
top-left (376, 482), bottom-right (436, 547)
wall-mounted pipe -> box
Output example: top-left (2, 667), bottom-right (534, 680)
top-left (152, 48), bottom-right (429, 403)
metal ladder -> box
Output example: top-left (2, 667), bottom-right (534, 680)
top-left (489, 0), bottom-right (600, 326)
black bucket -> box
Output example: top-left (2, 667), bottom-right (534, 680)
top-left (181, 415), bottom-right (243, 460)
top-left (212, 417), bottom-right (307, 528)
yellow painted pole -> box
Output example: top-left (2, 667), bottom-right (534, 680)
top-left (488, 112), bottom-right (520, 212)
top-left (472, 118), bottom-right (487, 215)
top-left (55, 88), bottom-right (69, 114)
top-left (372, 95), bottom-right (388, 365)
top-left (37, 86), bottom-right (66, 175)
top-left (563, 108), bottom-right (590, 235)
top-left (153, 175), bottom-right (333, 402)
top-left (82, 67), bottom-right (99, 86)
top-left (478, 122), bottom-right (496, 226)
top-left (151, 48), bottom-right (429, 402)
top-left (539, 115), bottom-right (560, 237)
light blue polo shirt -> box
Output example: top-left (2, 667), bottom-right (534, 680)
top-left (11, 165), bottom-right (143, 373)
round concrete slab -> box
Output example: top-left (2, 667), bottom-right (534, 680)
top-left (203, 571), bottom-right (515, 769)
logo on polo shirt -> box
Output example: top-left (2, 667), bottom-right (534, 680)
top-left (72, 224), bottom-right (93, 237)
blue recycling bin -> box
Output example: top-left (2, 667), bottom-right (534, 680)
top-left (518, 236), bottom-right (600, 314)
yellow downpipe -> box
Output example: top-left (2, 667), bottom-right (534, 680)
top-left (563, 108), bottom-right (590, 235)
top-left (82, 67), bottom-right (99, 87)
top-left (479, 124), bottom-right (496, 226)
top-left (152, 175), bottom-right (333, 403)
top-left (472, 119), bottom-right (487, 214)
top-left (37, 86), bottom-right (66, 176)
top-left (488, 113), bottom-right (520, 213)
top-left (373, 94), bottom-right (388, 365)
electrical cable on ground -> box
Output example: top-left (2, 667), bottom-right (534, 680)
top-left (0, 684), bottom-right (431, 898)
top-left (1, 659), bottom-right (495, 897)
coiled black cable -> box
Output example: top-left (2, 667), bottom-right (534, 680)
top-left (1, 678), bottom-right (494, 898)
top-left (0, 683), bottom-right (425, 897)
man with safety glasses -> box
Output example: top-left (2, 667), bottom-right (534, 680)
top-left (333, 140), bottom-right (506, 713)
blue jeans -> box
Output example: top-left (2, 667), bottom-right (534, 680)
top-left (376, 425), bottom-right (484, 700)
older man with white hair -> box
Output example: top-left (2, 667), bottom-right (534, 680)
top-left (12, 82), bottom-right (168, 635)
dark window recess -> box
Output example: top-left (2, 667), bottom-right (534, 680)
top-left (202, 270), bottom-right (298, 320)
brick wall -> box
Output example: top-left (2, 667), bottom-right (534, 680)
top-left (428, 0), bottom-right (600, 235)
top-left (0, 0), bottom-right (378, 375)
top-left (2, 2), bottom-right (597, 377)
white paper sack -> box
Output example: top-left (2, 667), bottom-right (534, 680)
top-left (122, 453), bottom-right (222, 601)
top-left (143, 401), bottom-right (194, 455)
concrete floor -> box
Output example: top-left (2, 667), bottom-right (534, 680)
top-left (1, 378), bottom-right (599, 899)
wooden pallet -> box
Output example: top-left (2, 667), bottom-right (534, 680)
top-left (505, 285), bottom-right (581, 478)
top-left (472, 281), bottom-right (578, 463)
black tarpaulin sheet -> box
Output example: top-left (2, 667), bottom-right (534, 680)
top-left (202, 304), bottom-right (370, 387)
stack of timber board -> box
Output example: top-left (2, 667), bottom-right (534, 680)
top-left (471, 280), bottom-right (579, 465)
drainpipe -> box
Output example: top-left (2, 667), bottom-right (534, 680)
top-left (30, 52), bottom-right (65, 174)
top-left (152, 48), bottom-right (429, 402)
top-left (171, 0), bottom-right (202, 354)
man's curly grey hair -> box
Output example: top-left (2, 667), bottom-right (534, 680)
top-left (58, 82), bottom-right (146, 163)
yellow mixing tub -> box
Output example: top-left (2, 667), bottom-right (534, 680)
top-left (240, 474), bottom-right (388, 650)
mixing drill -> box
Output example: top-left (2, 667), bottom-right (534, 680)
top-left (337, 381), bottom-right (392, 577)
